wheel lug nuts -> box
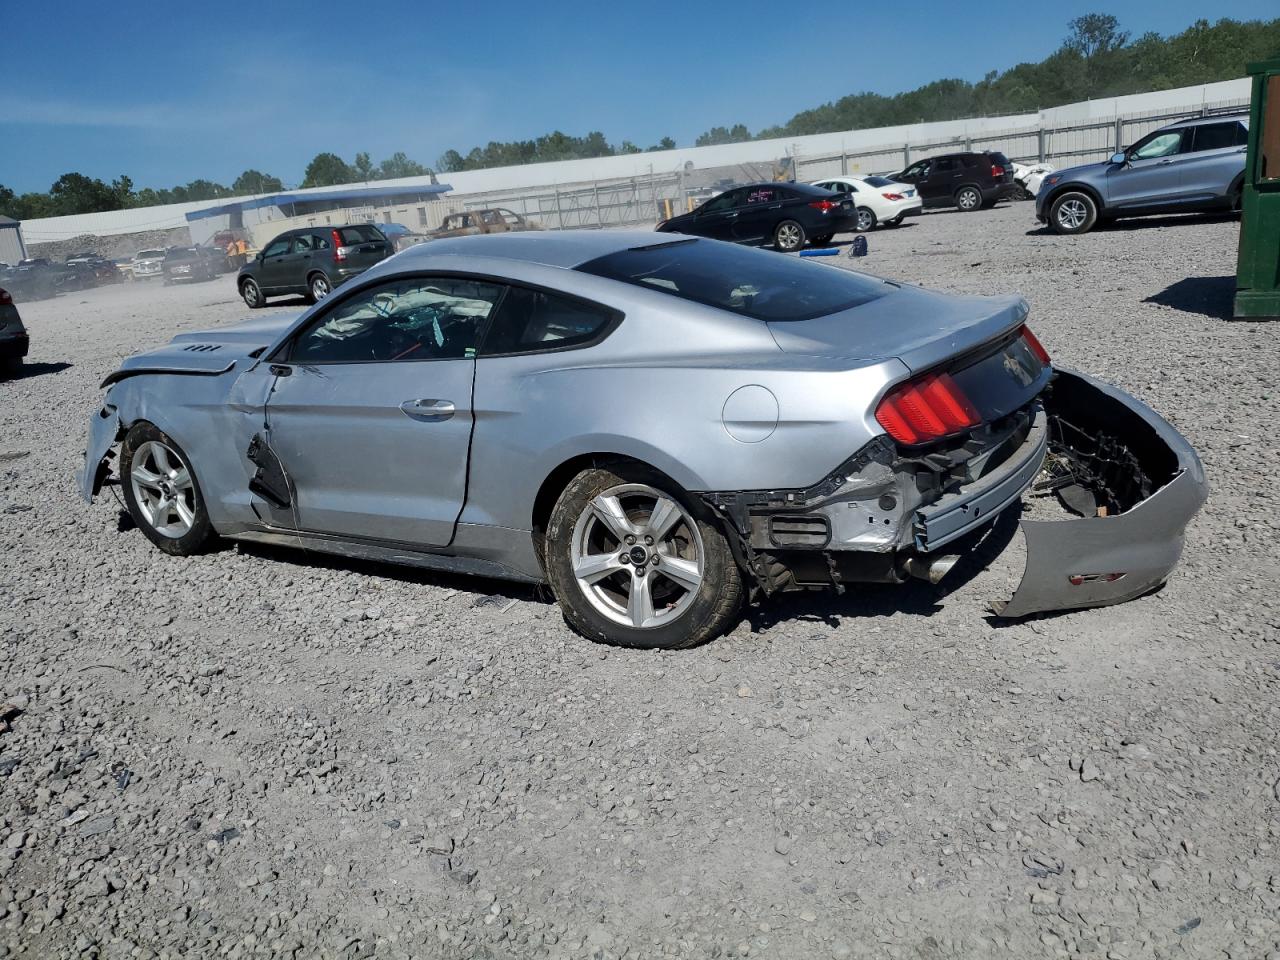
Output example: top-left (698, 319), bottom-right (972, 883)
top-left (625, 535), bottom-right (636, 545)
top-left (644, 536), bottom-right (654, 545)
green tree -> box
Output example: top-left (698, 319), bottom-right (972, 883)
top-left (0, 184), bottom-right (18, 219)
top-left (378, 152), bottom-right (430, 179)
top-left (232, 170), bottom-right (284, 195)
top-left (301, 152), bottom-right (355, 188)
top-left (1067, 13), bottom-right (1130, 58)
top-left (650, 137), bottom-right (676, 151)
top-left (437, 150), bottom-right (466, 172)
top-left (353, 152), bottom-right (375, 180)
top-left (47, 172), bottom-right (130, 215)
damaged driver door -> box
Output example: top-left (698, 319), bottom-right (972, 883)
top-left (257, 275), bottom-right (506, 549)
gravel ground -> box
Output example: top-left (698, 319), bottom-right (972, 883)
top-left (2, 204), bottom-right (1278, 960)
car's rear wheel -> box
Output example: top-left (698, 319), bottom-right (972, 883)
top-left (955, 186), bottom-right (983, 211)
top-left (1049, 191), bottom-right (1098, 235)
top-left (773, 220), bottom-right (806, 252)
top-left (854, 207), bottom-right (876, 232)
top-left (240, 277), bottom-right (264, 309)
top-left (886, 215), bottom-right (904, 227)
top-left (545, 465), bottom-right (743, 649)
top-left (307, 273), bottom-right (332, 303)
top-left (120, 423), bottom-right (215, 557)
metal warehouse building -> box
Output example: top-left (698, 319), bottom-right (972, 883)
top-left (0, 216), bottom-right (26, 264)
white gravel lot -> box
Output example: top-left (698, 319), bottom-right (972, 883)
top-left (1, 203), bottom-right (1278, 960)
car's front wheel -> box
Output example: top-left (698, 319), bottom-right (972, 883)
top-left (854, 207), bottom-right (876, 232)
top-left (545, 465), bottom-right (743, 649)
top-left (955, 186), bottom-right (983, 211)
top-left (120, 422), bottom-right (216, 556)
top-left (1049, 191), bottom-right (1098, 235)
top-left (240, 277), bottom-right (264, 309)
top-left (773, 220), bottom-right (806, 252)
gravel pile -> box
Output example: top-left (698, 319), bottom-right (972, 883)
top-left (26, 228), bottom-right (192, 263)
top-left (2, 204), bottom-right (1278, 959)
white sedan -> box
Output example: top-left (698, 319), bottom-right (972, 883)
top-left (810, 176), bottom-right (923, 232)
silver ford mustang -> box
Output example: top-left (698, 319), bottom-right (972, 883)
top-left (80, 231), bottom-right (1207, 648)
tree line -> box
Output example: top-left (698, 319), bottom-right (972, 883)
top-left (2, 13), bottom-right (1275, 222)
top-left (695, 15), bottom-right (1279, 144)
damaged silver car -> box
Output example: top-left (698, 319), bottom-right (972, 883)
top-left (79, 232), bottom-right (1206, 648)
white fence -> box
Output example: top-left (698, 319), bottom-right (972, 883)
top-left (792, 97), bottom-right (1251, 182)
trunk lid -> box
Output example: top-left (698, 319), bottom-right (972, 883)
top-left (765, 284), bottom-right (1028, 374)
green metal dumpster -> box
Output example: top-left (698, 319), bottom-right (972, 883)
top-left (1235, 57), bottom-right (1280, 320)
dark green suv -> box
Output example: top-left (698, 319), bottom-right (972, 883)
top-left (237, 225), bottom-right (393, 308)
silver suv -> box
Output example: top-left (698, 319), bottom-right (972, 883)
top-left (1036, 115), bottom-right (1248, 234)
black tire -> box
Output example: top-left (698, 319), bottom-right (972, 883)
top-left (544, 463), bottom-right (744, 649)
top-left (954, 185), bottom-right (983, 212)
top-left (1049, 190), bottom-right (1099, 235)
top-left (885, 215), bottom-right (904, 227)
top-left (120, 422), bottom-right (217, 557)
top-left (854, 206), bottom-right (876, 232)
top-left (773, 220), bottom-right (806, 253)
top-left (240, 277), bottom-right (264, 309)
top-left (306, 273), bottom-right (332, 304)
top-left (1228, 177), bottom-right (1243, 215)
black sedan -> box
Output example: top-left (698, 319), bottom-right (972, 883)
top-left (656, 182), bottom-right (855, 252)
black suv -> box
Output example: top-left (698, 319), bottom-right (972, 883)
top-left (889, 151), bottom-right (1017, 212)
top-left (237, 225), bottom-right (393, 308)
top-left (656, 182), bottom-right (856, 251)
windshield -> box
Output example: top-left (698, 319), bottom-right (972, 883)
top-left (576, 238), bottom-right (888, 322)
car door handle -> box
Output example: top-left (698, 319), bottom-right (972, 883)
top-left (725, 212), bottom-right (738, 218)
top-left (400, 399), bottom-right (454, 422)
top-left (1158, 159), bottom-right (1175, 164)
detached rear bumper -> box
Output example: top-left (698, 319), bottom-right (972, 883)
top-left (706, 369), bottom-right (1206, 619)
top-left (994, 368), bottom-right (1207, 617)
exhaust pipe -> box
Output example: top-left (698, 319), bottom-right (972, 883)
top-left (902, 554), bottom-right (960, 585)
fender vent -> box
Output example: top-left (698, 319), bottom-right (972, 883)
top-left (182, 343), bottom-right (222, 353)
top-left (768, 515), bottom-right (831, 548)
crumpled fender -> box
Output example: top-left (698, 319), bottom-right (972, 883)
top-left (994, 368), bottom-right (1207, 618)
top-left (80, 403), bottom-right (123, 503)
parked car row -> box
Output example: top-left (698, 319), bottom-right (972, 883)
top-left (654, 114), bottom-right (1248, 249)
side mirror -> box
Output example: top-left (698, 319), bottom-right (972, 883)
top-left (1110, 152), bottom-right (1127, 165)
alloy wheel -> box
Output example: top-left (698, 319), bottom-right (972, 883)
top-left (570, 483), bottom-right (705, 630)
top-left (311, 275), bottom-right (331, 300)
top-left (957, 189), bottom-right (980, 210)
top-left (775, 223), bottom-right (802, 251)
top-left (856, 208), bottom-right (874, 231)
top-left (129, 440), bottom-right (196, 539)
top-left (1057, 199), bottom-right (1088, 230)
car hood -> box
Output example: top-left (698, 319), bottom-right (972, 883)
top-left (766, 283), bottom-right (1028, 373)
top-left (1044, 158), bottom-right (1108, 182)
top-left (100, 313), bottom-right (300, 388)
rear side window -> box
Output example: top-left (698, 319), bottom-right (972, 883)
top-left (987, 152), bottom-right (1011, 166)
top-left (481, 287), bottom-right (618, 355)
top-left (1190, 122), bottom-right (1247, 152)
top-left (335, 225), bottom-right (384, 245)
top-left (577, 238), bottom-right (888, 322)
top-left (935, 157), bottom-right (957, 172)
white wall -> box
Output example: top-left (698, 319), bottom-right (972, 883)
top-left (20, 77), bottom-right (1253, 242)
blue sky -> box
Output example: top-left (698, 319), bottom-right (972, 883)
top-left (1, 0), bottom-right (1273, 193)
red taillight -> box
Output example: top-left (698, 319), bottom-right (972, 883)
top-left (0, 289), bottom-right (11, 305)
top-left (991, 164), bottom-right (1005, 178)
top-left (1020, 325), bottom-right (1051, 365)
top-left (808, 200), bottom-right (838, 212)
top-left (881, 193), bottom-right (904, 201)
top-left (875, 371), bottom-right (981, 446)
top-left (331, 229), bottom-right (346, 262)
